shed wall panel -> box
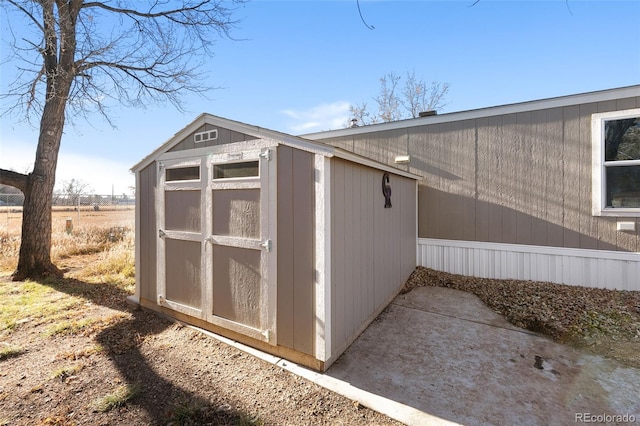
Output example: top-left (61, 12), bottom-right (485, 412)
top-left (276, 146), bottom-right (294, 348)
top-left (276, 146), bottom-right (315, 355)
top-left (330, 158), bottom-right (416, 357)
top-left (139, 163), bottom-right (157, 302)
top-left (291, 148), bottom-right (315, 355)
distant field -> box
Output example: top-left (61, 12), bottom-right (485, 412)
top-left (0, 207), bottom-right (135, 236)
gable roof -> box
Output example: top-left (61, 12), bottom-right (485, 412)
top-left (131, 113), bottom-right (419, 179)
top-left (302, 85), bottom-right (640, 140)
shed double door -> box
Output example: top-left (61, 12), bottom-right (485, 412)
top-left (157, 146), bottom-right (277, 344)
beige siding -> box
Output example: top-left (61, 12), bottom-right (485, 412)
top-left (562, 106), bottom-right (582, 248)
top-left (165, 190), bottom-right (201, 232)
top-left (169, 124), bottom-right (259, 152)
top-left (166, 239), bottom-right (202, 309)
top-left (352, 128), bottom-right (409, 172)
top-left (276, 146), bottom-right (315, 355)
top-left (330, 158), bottom-right (417, 357)
top-left (321, 96), bottom-right (640, 252)
top-left (138, 163), bottom-right (157, 302)
top-left (212, 245), bottom-right (261, 328)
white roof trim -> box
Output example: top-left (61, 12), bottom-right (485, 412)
top-left (131, 113), bottom-right (419, 180)
top-left (302, 85), bottom-right (640, 140)
top-left (131, 113), bottom-right (333, 173)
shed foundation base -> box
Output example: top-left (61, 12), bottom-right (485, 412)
top-left (138, 297), bottom-right (326, 372)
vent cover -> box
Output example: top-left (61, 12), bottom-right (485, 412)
top-left (194, 129), bottom-right (218, 143)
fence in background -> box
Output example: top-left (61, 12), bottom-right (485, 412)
top-left (0, 193), bottom-right (135, 211)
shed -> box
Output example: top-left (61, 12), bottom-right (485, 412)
top-left (130, 114), bottom-right (418, 371)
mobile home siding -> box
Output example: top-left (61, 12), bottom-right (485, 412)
top-left (330, 158), bottom-right (416, 359)
top-left (276, 146), bottom-right (315, 355)
top-left (138, 162), bottom-right (157, 303)
top-left (319, 96), bottom-right (640, 253)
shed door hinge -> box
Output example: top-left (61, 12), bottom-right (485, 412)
top-left (259, 148), bottom-right (271, 161)
top-left (159, 229), bottom-right (166, 238)
top-left (260, 239), bottom-right (272, 252)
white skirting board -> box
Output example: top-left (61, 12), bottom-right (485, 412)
top-left (417, 238), bottom-right (640, 291)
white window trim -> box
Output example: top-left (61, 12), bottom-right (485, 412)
top-left (591, 108), bottom-right (640, 217)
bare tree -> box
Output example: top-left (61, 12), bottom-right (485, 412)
top-left (348, 71), bottom-right (449, 126)
top-left (0, 0), bottom-right (244, 281)
top-left (402, 71), bottom-right (449, 118)
top-left (348, 101), bottom-right (377, 127)
top-left (376, 72), bottom-right (402, 123)
top-left (55, 178), bottom-right (92, 206)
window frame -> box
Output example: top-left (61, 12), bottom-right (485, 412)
top-left (212, 160), bottom-right (260, 180)
top-left (591, 108), bottom-right (640, 217)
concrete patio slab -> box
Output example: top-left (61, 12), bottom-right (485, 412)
top-left (327, 286), bottom-right (640, 425)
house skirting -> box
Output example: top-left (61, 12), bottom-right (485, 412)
top-left (417, 238), bottom-right (640, 291)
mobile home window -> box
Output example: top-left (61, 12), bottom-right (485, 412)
top-left (592, 109), bottom-right (640, 216)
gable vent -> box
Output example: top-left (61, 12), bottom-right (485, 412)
top-left (194, 129), bottom-right (218, 143)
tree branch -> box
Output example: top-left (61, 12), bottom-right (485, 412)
top-left (6, 0), bottom-right (45, 33)
top-left (0, 169), bottom-right (29, 193)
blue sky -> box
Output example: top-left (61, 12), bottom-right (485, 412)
top-left (1, 0), bottom-right (639, 194)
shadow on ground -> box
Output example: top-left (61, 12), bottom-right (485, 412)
top-left (22, 275), bottom-right (258, 424)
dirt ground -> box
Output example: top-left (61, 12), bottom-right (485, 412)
top-left (0, 254), bottom-right (401, 426)
top-left (2, 212), bottom-right (639, 425)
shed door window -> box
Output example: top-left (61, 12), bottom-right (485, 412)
top-left (166, 166), bottom-right (200, 181)
top-left (592, 109), bottom-right (640, 216)
top-left (213, 161), bottom-right (259, 179)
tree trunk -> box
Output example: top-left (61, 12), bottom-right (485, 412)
top-left (9, 0), bottom-right (80, 281)
top-left (11, 97), bottom-right (67, 281)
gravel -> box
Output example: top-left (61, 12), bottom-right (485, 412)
top-left (403, 267), bottom-right (640, 367)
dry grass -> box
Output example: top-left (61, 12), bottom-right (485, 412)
top-left (0, 280), bottom-right (84, 334)
top-left (0, 343), bottom-right (24, 361)
top-left (0, 210), bottom-right (135, 342)
top-left (0, 209), bottom-right (134, 274)
top-left (92, 384), bottom-right (142, 413)
top-left (79, 232), bottom-right (135, 289)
